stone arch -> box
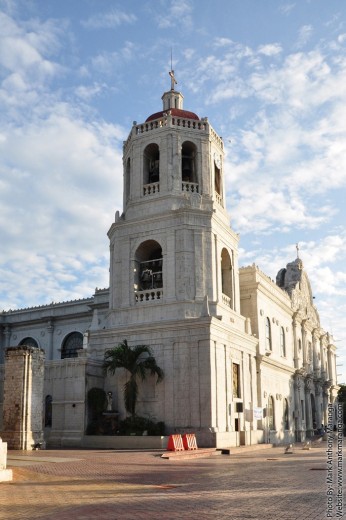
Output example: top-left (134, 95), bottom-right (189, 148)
top-left (214, 156), bottom-right (222, 195)
top-left (280, 326), bottom-right (286, 357)
top-left (181, 140), bottom-right (198, 183)
top-left (265, 318), bottom-right (272, 351)
top-left (61, 331), bottom-right (83, 359)
top-left (283, 398), bottom-right (289, 430)
top-left (221, 248), bottom-right (233, 308)
top-left (135, 239), bottom-right (163, 291)
top-left (19, 337), bottom-right (39, 348)
top-left (143, 143), bottom-right (160, 184)
top-left (268, 395), bottom-right (275, 430)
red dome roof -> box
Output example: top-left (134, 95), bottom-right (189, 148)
top-left (146, 108), bottom-right (199, 122)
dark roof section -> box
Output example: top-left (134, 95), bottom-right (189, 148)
top-left (146, 108), bottom-right (199, 122)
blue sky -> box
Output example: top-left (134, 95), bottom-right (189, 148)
top-left (1, 0), bottom-right (346, 382)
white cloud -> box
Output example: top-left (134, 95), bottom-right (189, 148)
top-left (0, 99), bottom-right (125, 309)
top-left (81, 9), bottom-right (136, 29)
top-left (0, 11), bottom-right (63, 75)
top-left (279, 3), bottom-right (296, 15)
top-left (295, 24), bottom-right (313, 49)
top-left (90, 42), bottom-right (135, 75)
top-left (257, 43), bottom-right (282, 56)
top-left (75, 83), bottom-right (107, 100)
top-left (156, 0), bottom-right (193, 29)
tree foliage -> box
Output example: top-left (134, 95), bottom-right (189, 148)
top-left (103, 339), bottom-right (164, 417)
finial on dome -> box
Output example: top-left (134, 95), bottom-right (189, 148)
top-left (169, 69), bottom-right (177, 91)
top-left (296, 243), bottom-right (300, 259)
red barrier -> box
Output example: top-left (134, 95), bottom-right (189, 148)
top-left (182, 433), bottom-right (198, 450)
top-left (167, 434), bottom-right (185, 451)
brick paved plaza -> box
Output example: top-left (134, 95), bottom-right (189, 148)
top-left (0, 444), bottom-right (344, 520)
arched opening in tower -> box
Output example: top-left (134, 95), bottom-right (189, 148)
top-left (143, 143), bottom-right (160, 184)
top-left (134, 240), bottom-right (163, 291)
top-left (181, 141), bottom-right (197, 184)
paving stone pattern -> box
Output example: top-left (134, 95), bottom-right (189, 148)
top-left (0, 445), bottom-right (343, 520)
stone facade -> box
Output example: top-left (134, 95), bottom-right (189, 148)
top-left (240, 261), bottom-right (338, 444)
top-left (0, 74), bottom-right (339, 448)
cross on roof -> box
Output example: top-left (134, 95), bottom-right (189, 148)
top-left (169, 70), bottom-right (177, 90)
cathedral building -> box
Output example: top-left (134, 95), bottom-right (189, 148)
top-left (0, 73), bottom-right (339, 448)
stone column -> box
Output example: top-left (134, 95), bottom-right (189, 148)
top-left (320, 336), bottom-right (326, 379)
top-left (305, 377), bottom-right (314, 438)
top-left (294, 372), bottom-right (307, 442)
top-left (312, 329), bottom-right (320, 377)
top-left (314, 384), bottom-right (322, 429)
top-left (327, 345), bottom-right (334, 383)
top-left (47, 320), bottom-right (54, 361)
top-left (224, 344), bottom-right (230, 432)
top-left (292, 317), bottom-right (299, 369)
top-left (2, 346), bottom-right (45, 450)
top-left (322, 384), bottom-right (330, 426)
top-left (301, 321), bottom-right (307, 370)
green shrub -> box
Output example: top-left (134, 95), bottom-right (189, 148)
top-left (118, 416), bottom-right (165, 436)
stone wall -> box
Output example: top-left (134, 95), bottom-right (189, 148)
top-left (2, 346), bottom-right (45, 450)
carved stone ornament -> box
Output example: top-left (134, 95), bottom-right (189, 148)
top-left (305, 377), bottom-right (313, 391)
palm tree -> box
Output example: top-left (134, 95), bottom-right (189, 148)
top-left (103, 339), bottom-right (164, 418)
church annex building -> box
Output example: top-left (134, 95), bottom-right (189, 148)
top-left (0, 73), bottom-right (339, 449)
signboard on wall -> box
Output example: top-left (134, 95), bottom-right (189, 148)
top-left (253, 407), bottom-right (263, 420)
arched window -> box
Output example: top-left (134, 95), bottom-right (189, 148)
top-left (61, 332), bottom-right (83, 359)
top-left (283, 398), bottom-right (289, 430)
top-left (214, 154), bottom-right (222, 196)
top-left (19, 337), bottom-right (39, 348)
top-left (280, 327), bottom-right (286, 357)
top-left (134, 240), bottom-right (163, 296)
top-left (265, 318), bottom-right (272, 351)
top-left (232, 363), bottom-right (241, 398)
top-left (221, 248), bottom-right (233, 308)
top-left (181, 141), bottom-right (197, 184)
top-left (268, 396), bottom-right (275, 430)
top-left (143, 143), bottom-right (160, 185)
top-left (45, 395), bottom-right (52, 427)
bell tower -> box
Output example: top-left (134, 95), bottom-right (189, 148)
top-left (108, 70), bottom-right (241, 326)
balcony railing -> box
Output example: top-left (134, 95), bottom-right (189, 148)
top-left (143, 182), bottom-right (160, 196)
top-left (222, 293), bottom-right (231, 307)
top-left (182, 182), bottom-right (199, 193)
top-left (135, 290), bottom-right (163, 303)
top-left (215, 192), bottom-right (223, 207)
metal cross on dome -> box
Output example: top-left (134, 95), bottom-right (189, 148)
top-left (169, 69), bottom-right (177, 90)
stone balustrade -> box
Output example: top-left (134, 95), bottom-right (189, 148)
top-left (182, 182), bottom-right (199, 193)
top-left (135, 290), bottom-right (163, 303)
top-left (123, 114), bottom-right (223, 154)
top-left (135, 116), bottom-right (207, 136)
top-left (143, 182), bottom-right (160, 196)
top-left (222, 293), bottom-right (231, 307)
top-left (215, 192), bottom-right (223, 207)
